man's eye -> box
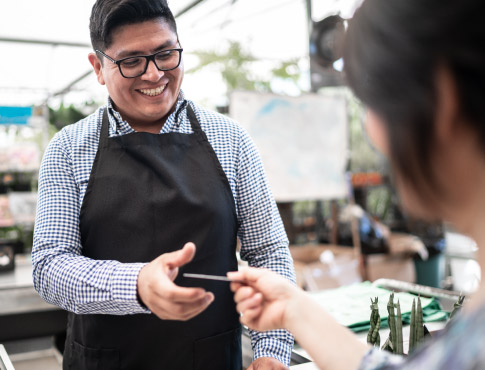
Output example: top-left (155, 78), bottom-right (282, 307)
top-left (155, 51), bottom-right (173, 61)
top-left (121, 57), bottom-right (143, 67)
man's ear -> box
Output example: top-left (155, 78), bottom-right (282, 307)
top-left (88, 52), bottom-right (105, 85)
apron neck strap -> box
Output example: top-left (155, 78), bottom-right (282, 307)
top-left (186, 103), bottom-right (202, 134)
top-left (99, 101), bottom-right (202, 143)
top-left (100, 109), bottom-right (110, 148)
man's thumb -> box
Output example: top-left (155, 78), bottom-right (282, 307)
top-left (165, 242), bottom-right (196, 269)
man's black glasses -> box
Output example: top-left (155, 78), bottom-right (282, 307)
top-left (96, 48), bottom-right (183, 78)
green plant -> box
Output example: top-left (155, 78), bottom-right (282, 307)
top-left (381, 293), bottom-right (404, 354)
top-left (367, 297), bottom-right (381, 347)
top-left (373, 293), bottom-right (431, 355)
top-left (395, 300), bottom-right (403, 355)
top-left (449, 294), bottom-right (465, 320)
top-left (186, 40), bottom-right (302, 95)
top-left (48, 101), bottom-right (98, 131)
top-left (382, 292), bottom-right (396, 353)
top-left (408, 296), bottom-right (425, 353)
top-left (409, 298), bottom-right (416, 352)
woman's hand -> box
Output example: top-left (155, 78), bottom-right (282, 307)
top-left (230, 267), bottom-right (369, 370)
top-left (228, 268), bottom-right (300, 331)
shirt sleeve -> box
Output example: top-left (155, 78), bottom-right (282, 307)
top-left (32, 130), bottom-right (149, 315)
top-left (357, 348), bottom-right (405, 370)
top-left (235, 128), bottom-right (296, 366)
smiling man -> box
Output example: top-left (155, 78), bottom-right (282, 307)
top-left (89, 19), bottom-right (183, 133)
top-left (32, 0), bottom-right (295, 369)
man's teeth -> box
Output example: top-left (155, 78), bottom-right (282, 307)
top-left (139, 86), bottom-right (166, 96)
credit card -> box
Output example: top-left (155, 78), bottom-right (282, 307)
top-left (183, 273), bottom-right (243, 283)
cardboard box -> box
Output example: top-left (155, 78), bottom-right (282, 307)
top-left (363, 232), bottom-right (421, 283)
top-left (365, 254), bottom-right (416, 283)
top-left (290, 244), bottom-right (362, 291)
top-left (290, 241), bottom-right (417, 292)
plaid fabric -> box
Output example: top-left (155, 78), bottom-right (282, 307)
top-left (32, 91), bottom-right (295, 365)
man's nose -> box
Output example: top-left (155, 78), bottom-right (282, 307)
top-left (142, 59), bottom-right (164, 80)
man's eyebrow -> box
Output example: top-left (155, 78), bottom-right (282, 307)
top-left (116, 40), bottom-right (178, 59)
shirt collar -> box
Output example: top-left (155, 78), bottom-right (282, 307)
top-left (105, 90), bottom-right (186, 135)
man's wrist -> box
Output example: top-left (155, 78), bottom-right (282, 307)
top-left (112, 262), bottom-right (150, 313)
top-left (250, 356), bottom-right (289, 369)
top-left (251, 335), bottom-right (293, 367)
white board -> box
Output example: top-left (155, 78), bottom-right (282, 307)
top-left (230, 91), bottom-right (348, 202)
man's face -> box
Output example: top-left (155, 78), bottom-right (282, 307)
top-left (89, 19), bottom-right (183, 129)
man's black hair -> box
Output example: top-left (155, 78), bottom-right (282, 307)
top-left (89, 0), bottom-right (178, 52)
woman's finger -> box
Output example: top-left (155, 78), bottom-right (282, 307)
top-left (229, 281), bottom-right (243, 292)
top-left (236, 292), bottom-right (263, 313)
top-left (233, 285), bottom-right (256, 303)
top-left (228, 267), bottom-right (268, 284)
top-left (240, 306), bottom-right (263, 326)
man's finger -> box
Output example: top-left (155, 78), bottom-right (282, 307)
top-left (157, 285), bottom-right (209, 303)
top-left (181, 293), bottom-right (215, 319)
top-left (154, 293), bottom-right (214, 320)
top-left (164, 242), bottom-right (196, 269)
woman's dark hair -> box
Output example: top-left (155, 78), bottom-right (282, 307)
top-left (89, 0), bottom-right (178, 52)
top-left (344, 0), bottom-right (485, 199)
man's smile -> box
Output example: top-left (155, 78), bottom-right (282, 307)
top-left (138, 84), bottom-right (167, 97)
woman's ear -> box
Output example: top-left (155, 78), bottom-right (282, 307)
top-left (88, 52), bottom-right (106, 85)
top-left (434, 66), bottom-right (460, 144)
top-left (364, 109), bottom-right (390, 157)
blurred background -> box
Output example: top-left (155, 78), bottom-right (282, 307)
top-left (0, 1), bottom-right (480, 369)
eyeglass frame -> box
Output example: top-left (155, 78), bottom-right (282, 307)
top-left (95, 48), bottom-right (184, 78)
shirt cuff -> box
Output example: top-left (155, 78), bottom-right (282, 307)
top-left (252, 333), bottom-right (293, 366)
top-left (357, 347), bottom-right (405, 370)
top-left (111, 262), bottom-right (151, 314)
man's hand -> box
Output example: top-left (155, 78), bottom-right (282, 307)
top-left (247, 357), bottom-right (289, 370)
top-left (137, 242), bottom-right (214, 320)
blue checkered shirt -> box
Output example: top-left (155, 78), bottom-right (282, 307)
top-left (33, 91), bottom-right (296, 365)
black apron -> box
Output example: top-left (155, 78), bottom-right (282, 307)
top-left (63, 104), bottom-right (241, 370)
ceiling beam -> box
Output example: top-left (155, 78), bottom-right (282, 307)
top-left (175, 0), bottom-right (207, 18)
top-left (2, 0), bottom-right (209, 100)
top-left (0, 37), bottom-right (90, 48)
top-left (49, 69), bottom-right (94, 100)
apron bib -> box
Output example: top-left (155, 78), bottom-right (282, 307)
top-left (63, 104), bottom-right (241, 370)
